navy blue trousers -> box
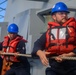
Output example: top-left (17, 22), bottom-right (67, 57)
top-left (0, 57), bottom-right (3, 74)
top-left (5, 67), bottom-right (30, 75)
top-left (46, 67), bottom-right (76, 75)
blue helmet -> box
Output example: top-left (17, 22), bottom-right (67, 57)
top-left (7, 23), bottom-right (19, 34)
top-left (51, 2), bottom-right (70, 14)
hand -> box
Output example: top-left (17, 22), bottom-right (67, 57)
top-left (36, 50), bottom-right (50, 66)
top-left (0, 51), bottom-right (3, 54)
top-left (55, 55), bottom-right (63, 62)
top-left (55, 54), bottom-right (66, 62)
top-left (9, 52), bottom-right (19, 61)
top-left (0, 51), bottom-right (2, 54)
top-left (14, 52), bottom-right (19, 58)
top-left (55, 52), bottom-right (75, 62)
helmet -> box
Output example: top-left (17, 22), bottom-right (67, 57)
top-left (51, 2), bottom-right (70, 14)
top-left (7, 23), bottom-right (19, 34)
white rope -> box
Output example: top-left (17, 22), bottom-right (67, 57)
top-left (0, 53), bottom-right (32, 57)
top-left (51, 56), bottom-right (76, 60)
top-left (1, 53), bottom-right (76, 60)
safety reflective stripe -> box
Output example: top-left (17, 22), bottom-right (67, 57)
top-left (51, 27), bottom-right (66, 40)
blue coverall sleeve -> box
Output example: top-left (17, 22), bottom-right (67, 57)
top-left (32, 32), bottom-right (46, 57)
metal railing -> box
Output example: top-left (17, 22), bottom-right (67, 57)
top-left (0, 0), bottom-right (8, 21)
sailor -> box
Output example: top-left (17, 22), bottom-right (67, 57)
top-left (32, 2), bottom-right (76, 75)
top-left (0, 23), bottom-right (30, 75)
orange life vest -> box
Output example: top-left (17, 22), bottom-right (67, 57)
top-left (2, 35), bottom-right (27, 62)
top-left (45, 17), bottom-right (76, 55)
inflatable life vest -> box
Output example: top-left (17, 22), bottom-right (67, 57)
top-left (45, 17), bottom-right (76, 55)
top-left (2, 35), bottom-right (27, 62)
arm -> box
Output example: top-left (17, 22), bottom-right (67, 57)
top-left (55, 49), bottom-right (76, 62)
top-left (16, 40), bottom-right (28, 62)
top-left (32, 32), bottom-right (50, 66)
top-left (32, 32), bottom-right (46, 56)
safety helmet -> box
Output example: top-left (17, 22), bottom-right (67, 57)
top-left (7, 23), bottom-right (19, 34)
top-left (51, 2), bottom-right (70, 14)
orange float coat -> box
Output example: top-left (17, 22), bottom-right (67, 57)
top-left (46, 17), bottom-right (76, 55)
top-left (2, 35), bottom-right (27, 62)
